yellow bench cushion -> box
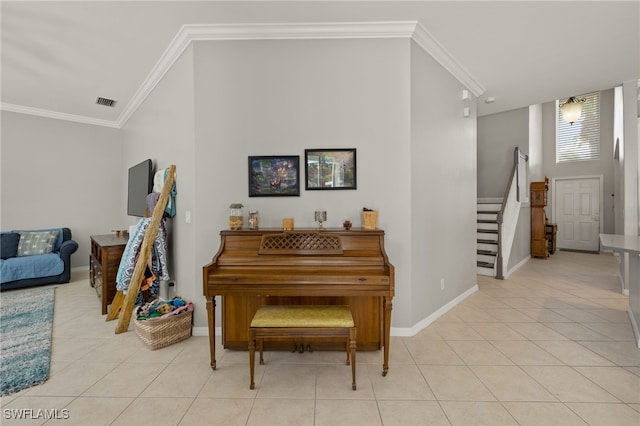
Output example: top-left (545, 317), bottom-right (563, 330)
top-left (251, 305), bottom-right (354, 328)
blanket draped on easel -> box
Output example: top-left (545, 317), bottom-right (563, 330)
top-left (115, 218), bottom-right (169, 302)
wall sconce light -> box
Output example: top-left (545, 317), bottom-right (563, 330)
top-left (559, 96), bottom-right (585, 125)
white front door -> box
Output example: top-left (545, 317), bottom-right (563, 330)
top-left (554, 178), bottom-right (601, 251)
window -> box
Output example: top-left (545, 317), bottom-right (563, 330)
top-left (556, 92), bottom-right (600, 163)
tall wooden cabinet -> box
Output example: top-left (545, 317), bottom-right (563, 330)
top-left (531, 177), bottom-right (549, 259)
top-left (90, 234), bottom-right (128, 314)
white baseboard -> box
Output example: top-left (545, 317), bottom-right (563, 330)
top-left (196, 285), bottom-right (480, 339)
top-left (391, 284), bottom-right (479, 337)
top-left (504, 256), bottom-right (530, 279)
top-left (193, 326), bottom-right (211, 337)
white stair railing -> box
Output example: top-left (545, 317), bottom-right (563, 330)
top-left (496, 147), bottom-right (528, 279)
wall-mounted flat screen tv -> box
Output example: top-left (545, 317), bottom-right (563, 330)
top-left (127, 159), bottom-right (154, 217)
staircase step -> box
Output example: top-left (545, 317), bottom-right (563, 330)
top-left (477, 198), bottom-right (502, 278)
top-left (477, 249), bottom-right (497, 256)
top-left (478, 243), bottom-right (498, 252)
top-left (477, 203), bottom-right (502, 211)
top-left (478, 239), bottom-right (498, 245)
top-left (477, 229), bottom-right (498, 234)
top-left (477, 266), bottom-right (495, 277)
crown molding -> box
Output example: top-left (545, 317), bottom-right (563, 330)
top-left (0, 103), bottom-right (121, 128)
top-left (3, 21), bottom-right (485, 128)
top-left (412, 22), bottom-right (485, 97)
top-left (118, 21), bottom-right (421, 127)
top-left (185, 21), bottom-right (419, 41)
top-left (120, 21), bottom-right (484, 127)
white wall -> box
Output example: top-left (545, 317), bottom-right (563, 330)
top-left (613, 87), bottom-right (624, 235)
top-left (409, 41), bottom-right (477, 326)
top-left (542, 89), bottom-right (615, 235)
top-left (529, 104), bottom-right (543, 182)
top-left (621, 80), bottom-right (639, 236)
top-left (0, 111), bottom-right (122, 267)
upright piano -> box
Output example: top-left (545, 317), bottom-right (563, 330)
top-left (202, 228), bottom-right (395, 375)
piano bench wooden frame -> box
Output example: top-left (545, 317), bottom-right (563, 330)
top-left (249, 305), bottom-right (357, 390)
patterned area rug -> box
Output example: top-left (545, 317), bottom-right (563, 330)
top-left (0, 287), bottom-right (55, 396)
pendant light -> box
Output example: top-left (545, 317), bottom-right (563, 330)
top-left (559, 96), bottom-right (586, 125)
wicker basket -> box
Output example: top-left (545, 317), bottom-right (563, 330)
top-left (134, 310), bottom-right (193, 350)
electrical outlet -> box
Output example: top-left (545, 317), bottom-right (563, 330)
top-left (440, 278), bottom-right (445, 291)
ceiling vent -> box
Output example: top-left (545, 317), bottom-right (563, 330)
top-left (96, 97), bottom-right (117, 107)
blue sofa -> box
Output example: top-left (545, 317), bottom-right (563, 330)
top-left (0, 228), bottom-right (78, 291)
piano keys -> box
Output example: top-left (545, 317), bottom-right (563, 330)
top-left (202, 228), bottom-right (394, 375)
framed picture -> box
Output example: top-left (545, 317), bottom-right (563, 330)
top-left (305, 148), bottom-right (357, 190)
top-left (248, 155), bottom-right (300, 197)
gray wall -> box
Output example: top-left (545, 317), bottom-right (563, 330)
top-left (477, 107), bottom-right (531, 273)
top-left (1, 37), bottom-right (478, 334)
top-left (409, 41), bottom-right (477, 326)
top-left (477, 107), bottom-right (529, 198)
top-left (120, 46), bottom-right (197, 323)
top-left (192, 38), bottom-right (417, 329)
top-left (0, 111), bottom-right (122, 267)
top-left (116, 37), bottom-right (477, 331)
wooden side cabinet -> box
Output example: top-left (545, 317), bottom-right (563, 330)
top-left (90, 234), bottom-right (128, 314)
top-left (531, 177), bottom-right (550, 259)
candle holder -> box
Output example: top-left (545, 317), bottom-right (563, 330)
top-left (282, 218), bottom-right (295, 230)
top-left (314, 210), bottom-right (327, 229)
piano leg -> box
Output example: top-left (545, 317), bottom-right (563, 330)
top-left (383, 296), bottom-right (393, 376)
top-left (206, 296), bottom-right (216, 370)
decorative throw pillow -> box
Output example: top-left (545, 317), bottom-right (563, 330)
top-left (17, 230), bottom-right (59, 256)
top-left (0, 232), bottom-right (20, 259)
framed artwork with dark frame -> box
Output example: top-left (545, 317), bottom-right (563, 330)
top-left (305, 148), bottom-right (357, 190)
top-left (248, 155), bottom-right (300, 197)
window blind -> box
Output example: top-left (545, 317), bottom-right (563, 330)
top-left (556, 92), bottom-right (600, 163)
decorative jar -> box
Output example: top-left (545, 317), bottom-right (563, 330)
top-left (229, 203), bottom-right (244, 230)
top-left (248, 211), bottom-right (259, 230)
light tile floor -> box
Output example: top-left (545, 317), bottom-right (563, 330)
top-left (1, 251), bottom-right (639, 425)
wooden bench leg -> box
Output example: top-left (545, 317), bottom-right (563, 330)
top-left (345, 339), bottom-right (350, 365)
top-left (349, 327), bottom-right (357, 391)
top-left (249, 331), bottom-right (256, 390)
top-left (259, 338), bottom-right (264, 365)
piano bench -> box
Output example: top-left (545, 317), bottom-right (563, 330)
top-left (249, 305), bottom-right (357, 390)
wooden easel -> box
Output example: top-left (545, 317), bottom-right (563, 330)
top-left (106, 164), bottom-right (176, 334)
